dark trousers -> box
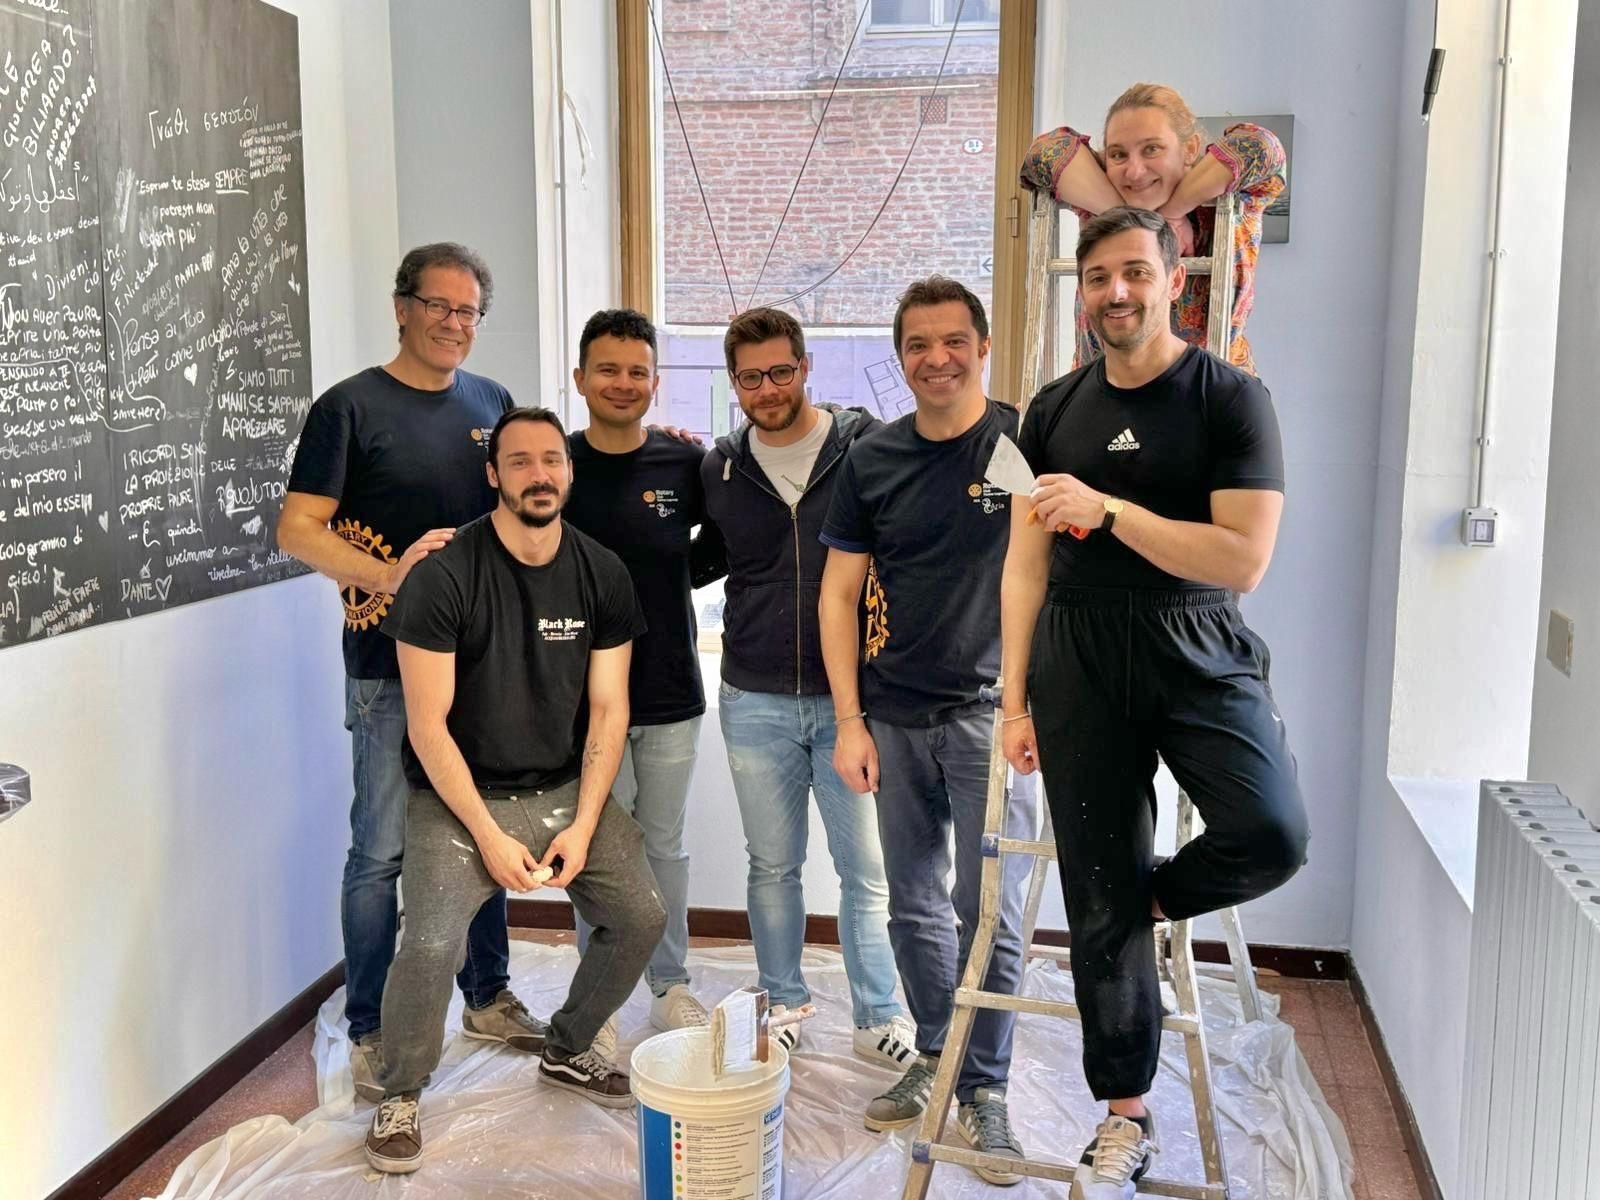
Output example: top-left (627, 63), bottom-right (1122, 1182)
top-left (1029, 587), bottom-right (1308, 1100)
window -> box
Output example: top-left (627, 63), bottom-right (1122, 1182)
top-left (618, 0), bottom-right (1032, 649)
top-left (868, 0), bottom-right (1000, 32)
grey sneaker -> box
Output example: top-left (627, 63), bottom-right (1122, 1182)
top-left (462, 989), bottom-right (549, 1052)
top-left (863, 1053), bottom-right (939, 1132)
top-left (539, 1045), bottom-right (635, 1108)
top-left (1069, 1112), bottom-right (1158, 1200)
top-left (365, 1091), bottom-right (422, 1174)
top-left (955, 1087), bottom-right (1026, 1186)
top-left (650, 983), bottom-right (709, 1031)
top-left (349, 1033), bottom-right (384, 1104)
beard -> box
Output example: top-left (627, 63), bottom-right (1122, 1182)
top-left (500, 481), bottom-right (567, 528)
top-left (1090, 303), bottom-right (1159, 350)
top-left (742, 388), bottom-right (805, 433)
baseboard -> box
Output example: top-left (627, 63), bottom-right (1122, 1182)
top-left (507, 898), bottom-right (1351, 980)
top-left (1349, 967), bottom-right (1445, 1200)
top-left (47, 962), bottom-right (345, 1200)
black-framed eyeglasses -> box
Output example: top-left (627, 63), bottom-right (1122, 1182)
top-left (404, 293), bottom-right (484, 328)
top-left (732, 362), bottom-right (800, 391)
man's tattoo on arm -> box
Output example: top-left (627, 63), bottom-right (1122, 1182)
top-left (582, 738), bottom-right (602, 770)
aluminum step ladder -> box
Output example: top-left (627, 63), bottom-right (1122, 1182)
top-left (899, 190), bottom-right (1262, 1200)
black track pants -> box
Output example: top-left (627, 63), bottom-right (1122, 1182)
top-left (1028, 586), bottom-right (1309, 1100)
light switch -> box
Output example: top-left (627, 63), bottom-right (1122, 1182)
top-left (1547, 610), bottom-right (1575, 676)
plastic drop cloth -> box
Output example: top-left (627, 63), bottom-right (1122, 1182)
top-left (149, 941), bottom-right (1353, 1199)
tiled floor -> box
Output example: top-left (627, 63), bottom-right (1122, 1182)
top-left (107, 937), bottom-right (1425, 1200)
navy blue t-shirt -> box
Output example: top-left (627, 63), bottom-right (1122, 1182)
top-left (820, 400), bottom-right (1017, 727)
top-left (1018, 346), bottom-right (1284, 590)
top-left (286, 366), bottom-right (512, 679)
top-left (564, 429), bottom-right (711, 726)
top-left (382, 516), bottom-right (646, 791)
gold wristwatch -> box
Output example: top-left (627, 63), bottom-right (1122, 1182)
top-left (1100, 497), bottom-right (1125, 532)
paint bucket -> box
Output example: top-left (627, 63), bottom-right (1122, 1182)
top-left (632, 1027), bottom-right (790, 1200)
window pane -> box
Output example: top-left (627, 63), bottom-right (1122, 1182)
top-left (655, 0), bottom-right (1000, 642)
top-left (870, 0), bottom-right (935, 24)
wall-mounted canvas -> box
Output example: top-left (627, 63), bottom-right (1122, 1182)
top-left (1200, 113), bottom-right (1294, 243)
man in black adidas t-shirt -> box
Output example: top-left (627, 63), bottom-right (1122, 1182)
top-left (362, 406), bottom-right (664, 1174)
top-left (1000, 207), bottom-right (1308, 1200)
top-left (279, 244), bottom-right (537, 1099)
top-left (562, 309), bottom-right (726, 1055)
top-left (819, 276), bottom-right (1036, 1183)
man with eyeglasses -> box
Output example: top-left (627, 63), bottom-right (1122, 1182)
top-left (560, 308), bottom-right (727, 1060)
top-left (699, 306), bottom-right (915, 1076)
top-left (280, 243), bottom-right (544, 1102)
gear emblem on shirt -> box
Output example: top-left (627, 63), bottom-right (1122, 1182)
top-left (865, 559), bottom-right (890, 661)
top-left (334, 519), bottom-right (396, 630)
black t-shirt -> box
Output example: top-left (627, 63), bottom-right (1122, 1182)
top-left (381, 516), bottom-right (645, 791)
top-left (564, 429), bottom-right (708, 726)
top-left (820, 400), bottom-right (1017, 727)
top-left (287, 366), bottom-right (513, 679)
top-left (1018, 346), bottom-right (1284, 590)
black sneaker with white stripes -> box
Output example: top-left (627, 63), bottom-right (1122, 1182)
top-left (538, 1044), bottom-right (635, 1108)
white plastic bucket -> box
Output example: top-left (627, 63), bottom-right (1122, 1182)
top-left (632, 1027), bottom-right (790, 1200)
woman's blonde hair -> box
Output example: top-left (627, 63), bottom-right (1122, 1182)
top-left (1104, 83), bottom-right (1208, 150)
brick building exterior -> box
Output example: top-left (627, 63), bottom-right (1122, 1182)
top-left (659, 0), bottom-right (1001, 329)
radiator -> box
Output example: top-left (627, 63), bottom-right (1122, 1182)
top-left (1459, 780), bottom-right (1600, 1200)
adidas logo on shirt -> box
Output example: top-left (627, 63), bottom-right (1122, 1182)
top-left (1107, 428), bottom-right (1141, 452)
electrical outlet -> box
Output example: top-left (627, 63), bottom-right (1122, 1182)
top-left (1462, 506), bottom-right (1499, 547)
top-left (1548, 610), bottom-right (1575, 676)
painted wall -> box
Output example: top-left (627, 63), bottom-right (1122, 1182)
top-left (1350, 0), bottom-right (1581, 1192)
top-left (1529, 0), bottom-right (1600, 824)
top-left (389, 0), bottom-right (544, 407)
top-left (0, 3), bottom-right (398, 1196)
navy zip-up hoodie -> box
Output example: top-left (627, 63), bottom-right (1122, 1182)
top-left (701, 405), bottom-right (881, 695)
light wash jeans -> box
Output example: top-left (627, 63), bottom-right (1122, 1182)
top-left (340, 676), bottom-right (508, 1041)
top-left (575, 716), bottom-right (700, 995)
top-left (719, 684), bottom-right (902, 1028)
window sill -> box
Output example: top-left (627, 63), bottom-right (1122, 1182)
top-left (1389, 774), bottom-right (1478, 910)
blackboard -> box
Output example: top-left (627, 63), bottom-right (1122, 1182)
top-left (0, 0), bottom-right (310, 649)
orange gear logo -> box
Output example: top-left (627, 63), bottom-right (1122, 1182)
top-left (864, 559), bottom-right (890, 661)
top-left (642, 490), bottom-right (657, 503)
top-left (334, 519), bottom-right (397, 630)
top-left (967, 483), bottom-right (982, 497)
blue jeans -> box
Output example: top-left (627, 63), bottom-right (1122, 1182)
top-left (341, 676), bottom-right (510, 1041)
top-left (870, 710), bottom-right (1036, 1102)
top-left (719, 684), bottom-right (902, 1028)
top-left (575, 716), bottom-right (700, 995)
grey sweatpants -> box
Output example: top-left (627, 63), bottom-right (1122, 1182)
top-left (378, 779), bottom-right (667, 1095)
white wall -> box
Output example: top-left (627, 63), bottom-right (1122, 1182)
top-left (389, 0), bottom-right (544, 406)
top-left (1350, 0), bottom-right (1581, 1193)
top-left (1529, 0), bottom-right (1600, 823)
top-left (0, 3), bottom-right (397, 1196)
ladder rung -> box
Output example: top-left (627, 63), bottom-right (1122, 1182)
top-left (915, 1142), bottom-right (1225, 1199)
top-left (1046, 255), bottom-right (1216, 277)
top-left (1024, 942), bottom-right (1072, 963)
top-left (982, 835), bottom-right (1055, 859)
top-left (952, 986), bottom-right (1200, 1034)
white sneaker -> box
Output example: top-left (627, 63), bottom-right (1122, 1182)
top-left (590, 1014), bottom-right (620, 1065)
top-left (770, 1005), bottom-right (802, 1054)
top-left (1069, 1112), bottom-right (1158, 1200)
top-left (650, 984), bottom-right (709, 1031)
top-left (853, 1013), bottom-right (917, 1070)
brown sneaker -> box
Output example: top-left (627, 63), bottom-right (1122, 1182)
top-left (349, 1033), bottom-right (384, 1104)
top-left (365, 1091), bottom-right (422, 1174)
top-left (462, 989), bottom-right (549, 1052)
top-left (539, 1045), bottom-right (635, 1108)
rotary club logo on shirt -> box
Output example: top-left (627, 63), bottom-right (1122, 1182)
top-left (334, 519), bottom-right (396, 630)
top-left (967, 481), bottom-right (1009, 515)
top-left (642, 488), bottom-right (679, 518)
